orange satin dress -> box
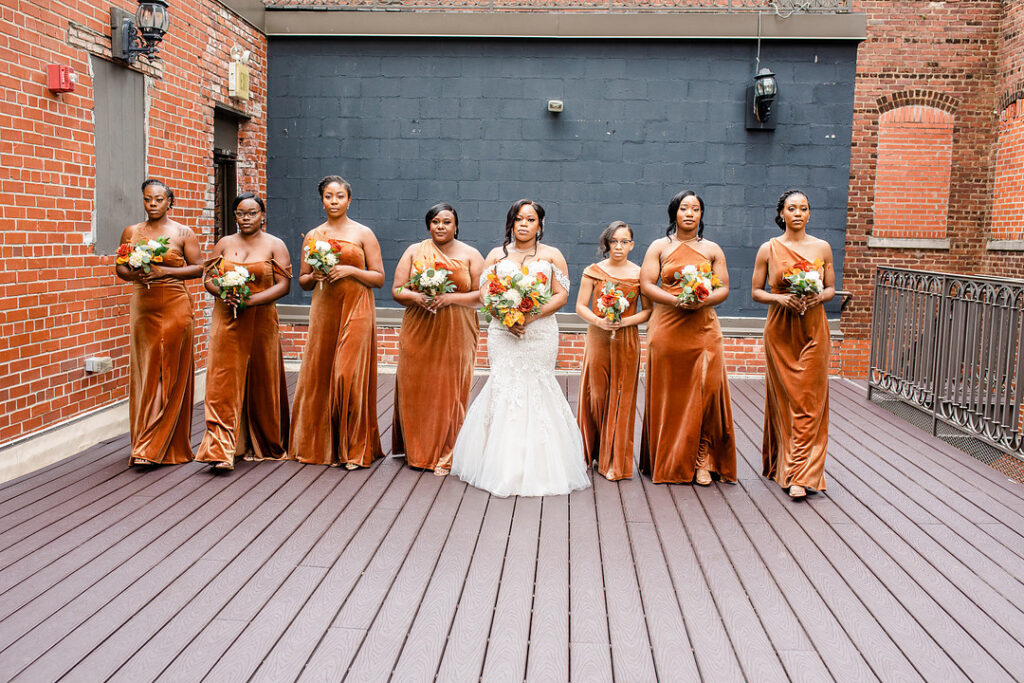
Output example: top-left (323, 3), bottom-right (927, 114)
top-left (392, 240), bottom-right (479, 470)
top-left (577, 265), bottom-right (641, 480)
top-left (195, 258), bottom-right (291, 468)
top-left (762, 238), bottom-right (830, 491)
top-left (639, 241), bottom-right (737, 484)
top-left (123, 228), bottom-right (195, 465)
top-left (289, 231), bottom-right (384, 467)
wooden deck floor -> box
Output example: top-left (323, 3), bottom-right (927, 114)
top-left (1, 374), bottom-right (1024, 682)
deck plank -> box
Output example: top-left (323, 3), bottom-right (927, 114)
top-left (0, 374), bottom-right (1021, 680)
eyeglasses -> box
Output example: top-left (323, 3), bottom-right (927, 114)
top-left (608, 239), bottom-right (633, 246)
top-left (234, 210), bottom-right (261, 218)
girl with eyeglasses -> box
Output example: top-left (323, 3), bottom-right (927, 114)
top-left (195, 192), bottom-right (292, 470)
top-left (574, 221), bottom-right (651, 480)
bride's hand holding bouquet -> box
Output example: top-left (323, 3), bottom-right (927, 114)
top-left (481, 263), bottom-right (552, 338)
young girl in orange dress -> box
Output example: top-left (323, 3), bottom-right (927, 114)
top-left (114, 179), bottom-right (203, 466)
top-left (289, 176), bottom-right (385, 469)
top-left (638, 190), bottom-right (737, 485)
top-left (575, 221), bottom-right (651, 480)
top-left (752, 189), bottom-right (835, 499)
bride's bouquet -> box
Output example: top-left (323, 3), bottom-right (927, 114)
top-left (595, 281), bottom-right (635, 340)
top-left (401, 259), bottom-right (457, 299)
top-left (783, 258), bottom-right (825, 297)
top-left (674, 261), bottom-right (722, 306)
top-left (481, 263), bottom-right (552, 329)
top-left (212, 264), bottom-right (255, 318)
top-left (116, 236), bottom-right (170, 289)
top-left (303, 238), bottom-right (342, 289)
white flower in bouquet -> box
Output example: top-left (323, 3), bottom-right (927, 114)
top-left (128, 251), bottom-right (145, 268)
top-left (314, 240), bottom-right (332, 253)
top-left (494, 260), bottom-right (519, 279)
top-left (504, 288), bottom-right (523, 307)
top-left (325, 252), bottom-right (338, 267)
top-left (420, 269), bottom-right (446, 288)
top-left (147, 239), bottom-right (163, 250)
top-left (519, 274), bottom-right (536, 289)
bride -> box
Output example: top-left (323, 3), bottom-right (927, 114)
top-left (451, 199), bottom-right (591, 497)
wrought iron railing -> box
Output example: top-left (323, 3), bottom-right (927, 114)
top-left (869, 267), bottom-right (1024, 460)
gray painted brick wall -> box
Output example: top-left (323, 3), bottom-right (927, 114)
top-left (268, 38), bottom-right (857, 316)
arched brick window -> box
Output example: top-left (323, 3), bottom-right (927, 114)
top-left (872, 105), bottom-right (954, 240)
top-left (992, 99), bottom-right (1024, 241)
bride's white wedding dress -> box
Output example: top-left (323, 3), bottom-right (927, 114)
top-left (451, 259), bottom-right (591, 497)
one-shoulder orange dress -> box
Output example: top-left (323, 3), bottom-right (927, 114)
top-left (639, 241), bottom-right (737, 484)
top-left (392, 240), bottom-right (479, 471)
top-left (577, 264), bottom-right (642, 480)
top-left (289, 231), bottom-right (384, 467)
top-left (123, 227), bottom-right (195, 465)
top-left (762, 238), bottom-right (830, 491)
top-left (196, 257), bottom-right (291, 468)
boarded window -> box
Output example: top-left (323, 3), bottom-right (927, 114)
top-left (992, 100), bottom-right (1024, 240)
top-left (91, 56), bottom-right (145, 254)
top-left (872, 105), bottom-right (954, 239)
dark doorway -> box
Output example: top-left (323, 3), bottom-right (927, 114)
top-left (214, 107), bottom-right (241, 242)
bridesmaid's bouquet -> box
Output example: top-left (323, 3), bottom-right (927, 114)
top-left (674, 261), bottom-right (722, 306)
top-left (212, 264), bottom-right (255, 318)
top-left (401, 259), bottom-right (457, 299)
top-left (304, 238), bottom-right (341, 289)
top-left (116, 236), bottom-right (170, 289)
top-left (595, 281), bottom-right (635, 340)
top-left (481, 264), bottom-right (552, 329)
top-left (783, 258), bottom-right (825, 297)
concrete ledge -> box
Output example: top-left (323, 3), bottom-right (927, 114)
top-left (262, 10), bottom-right (866, 40)
top-left (867, 236), bottom-right (951, 250)
top-left (0, 370), bottom-right (207, 485)
top-left (280, 304), bottom-right (844, 338)
top-left (987, 239), bottom-right (1024, 252)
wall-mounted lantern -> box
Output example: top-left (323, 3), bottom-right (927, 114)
top-left (745, 67), bottom-right (778, 131)
top-left (111, 0), bottom-right (170, 65)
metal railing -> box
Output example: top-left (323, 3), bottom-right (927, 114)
top-left (869, 267), bottom-right (1024, 460)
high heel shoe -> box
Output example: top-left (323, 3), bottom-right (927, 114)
top-left (789, 485), bottom-right (806, 499)
top-left (694, 469), bottom-right (712, 486)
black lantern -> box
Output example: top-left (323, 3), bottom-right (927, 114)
top-left (745, 67), bottom-right (778, 131)
top-left (111, 0), bottom-right (170, 64)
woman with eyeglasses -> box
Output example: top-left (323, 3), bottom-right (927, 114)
top-left (195, 192), bottom-right (292, 470)
top-left (575, 221), bottom-right (651, 480)
top-left (115, 178), bottom-right (203, 466)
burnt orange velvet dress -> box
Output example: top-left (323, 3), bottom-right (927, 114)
top-left (124, 228), bottom-right (195, 465)
top-left (195, 258), bottom-right (291, 468)
top-left (289, 230), bottom-right (384, 467)
top-left (639, 241), bottom-right (737, 484)
top-left (392, 240), bottom-right (479, 471)
top-left (762, 238), bottom-right (829, 491)
top-left (577, 265), bottom-right (641, 480)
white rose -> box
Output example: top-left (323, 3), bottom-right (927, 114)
top-left (682, 264), bottom-right (699, 276)
top-left (128, 252), bottom-right (144, 268)
top-left (221, 272), bottom-right (241, 287)
top-left (806, 271), bottom-right (821, 283)
top-left (519, 274), bottom-right (536, 289)
top-left (147, 239), bottom-right (163, 250)
top-left (325, 253), bottom-right (338, 267)
top-left (234, 266), bottom-right (250, 280)
top-left (314, 240), bottom-right (332, 253)
top-left (617, 295), bottom-right (629, 310)
top-left (504, 289), bottom-right (522, 307)
top-left (494, 261), bottom-right (518, 278)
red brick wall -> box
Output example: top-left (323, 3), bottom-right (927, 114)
top-left (281, 322), bottom-right (870, 378)
top-left (0, 1), bottom-right (267, 443)
top-left (872, 104), bottom-right (954, 239)
top-left (843, 1), bottom-right (1003, 352)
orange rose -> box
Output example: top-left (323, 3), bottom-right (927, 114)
top-left (693, 282), bottom-right (711, 301)
top-left (536, 272), bottom-right (548, 285)
top-left (518, 298), bottom-right (534, 312)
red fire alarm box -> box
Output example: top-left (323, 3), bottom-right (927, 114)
top-left (47, 64), bottom-right (75, 94)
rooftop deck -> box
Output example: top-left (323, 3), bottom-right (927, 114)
top-left (0, 375), bottom-right (1023, 681)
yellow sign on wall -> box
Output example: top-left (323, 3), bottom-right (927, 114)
top-left (229, 61), bottom-right (250, 101)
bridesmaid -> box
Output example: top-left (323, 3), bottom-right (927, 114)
top-left (575, 221), bottom-right (651, 480)
top-left (391, 203), bottom-right (484, 476)
top-left (195, 192), bottom-right (292, 471)
top-left (289, 175), bottom-right (385, 469)
top-left (115, 178), bottom-right (202, 466)
top-left (639, 190), bottom-right (737, 485)
top-left (752, 189), bottom-right (835, 499)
